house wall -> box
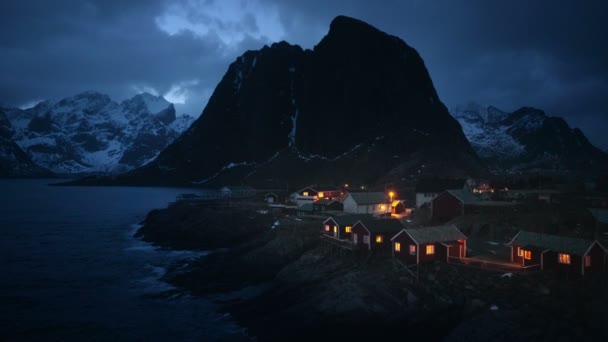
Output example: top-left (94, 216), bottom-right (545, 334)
top-left (512, 245), bottom-right (524, 265)
top-left (587, 243), bottom-right (606, 273)
top-left (523, 249), bottom-right (542, 267)
top-left (343, 195), bottom-right (390, 215)
top-left (416, 192), bottom-right (438, 208)
top-left (352, 223), bottom-right (369, 249)
top-left (343, 195), bottom-right (358, 214)
top-left (432, 192), bottom-right (463, 222)
top-left (542, 250), bottom-right (557, 270)
top-left (418, 243), bottom-right (439, 264)
top-left (392, 233), bottom-right (418, 265)
top-left (322, 220), bottom-right (337, 237)
top-left (298, 188), bottom-right (318, 197)
top-left (369, 232), bottom-right (391, 252)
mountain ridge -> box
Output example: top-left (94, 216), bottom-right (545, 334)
top-left (452, 103), bottom-right (608, 176)
top-left (103, 15), bottom-right (485, 187)
top-left (3, 91), bottom-right (194, 175)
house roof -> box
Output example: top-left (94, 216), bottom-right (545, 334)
top-left (589, 208), bottom-right (608, 224)
top-left (297, 185), bottom-right (340, 193)
top-left (325, 214), bottom-right (371, 227)
top-left (347, 192), bottom-right (388, 205)
top-left (445, 189), bottom-right (480, 205)
top-left (315, 199), bottom-right (339, 206)
top-left (297, 203), bottom-right (314, 212)
top-left (397, 225), bottom-right (467, 244)
top-left (221, 185), bottom-right (256, 192)
top-left (508, 231), bottom-right (605, 256)
top-left (357, 218), bottom-right (405, 234)
top-left (415, 178), bottom-right (466, 193)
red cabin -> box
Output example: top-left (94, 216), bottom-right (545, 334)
top-left (351, 218), bottom-right (405, 252)
top-left (508, 231), bottom-right (608, 276)
top-left (391, 225), bottom-right (467, 265)
top-left (322, 214), bottom-right (371, 240)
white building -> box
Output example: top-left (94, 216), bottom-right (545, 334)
top-left (342, 192), bottom-right (391, 215)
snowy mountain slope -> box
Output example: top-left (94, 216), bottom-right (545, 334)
top-left (0, 110), bottom-right (50, 177)
top-left (452, 103), bottom-right (608, 175)
top-left (4, 92), bottom-right (194, 174)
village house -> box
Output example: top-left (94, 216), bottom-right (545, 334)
top-left (351, 218), bottom-right (405, 252)
top-left (219, 185), bottom-right (256, 198)
top-left (414, 178), bottom-right (467, 208)
top-left (431, 189), bottom-right (519, 222)
top-left (342, 192), bottom-right (391, 215)
top-left (295, 203), bottom-right (315, 216)
top-left (508, 230), bottom-right (607, 276)
top-left (264, 192), bottom-right (279, 203)
top-left (322, 214), bottom-right (370, 240)
top-left (313, 199), bottom-right (344, 212)
top-left (390, 225), bottom-right (467, 265)
top-left (289, 185), bottom-right (343, 206)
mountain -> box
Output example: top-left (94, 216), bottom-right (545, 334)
top-left (101, 16), bottom-right (485, 187)
top-left (452, 103), bottom-right (608, 175)
top-left (4, 92), bottom-right (194, 174)
top-left (0, 110), bottom-right (50, 177)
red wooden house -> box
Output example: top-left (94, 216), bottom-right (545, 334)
top-left (351, 218), bottom-right (405, 252)
top-left (432, 189), bottom-right (519, 222)
top-left (390, 225), bottom-right (467, 265)
top-left (322, 214), bottom-right (371, 240)
top-left (508, 231), bottom-right (607, 276)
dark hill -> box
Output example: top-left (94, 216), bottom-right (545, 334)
top-left (97, 16), bottom-right (485, 188)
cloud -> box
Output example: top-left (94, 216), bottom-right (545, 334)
top-left (0, 0), bottom-right (607, 148)
top-left (155, 0), bottom-right (285, 51)
top-left (163, 79), bottom-right (200, 104)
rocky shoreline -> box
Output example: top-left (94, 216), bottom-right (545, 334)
top-left (137, 201), bottom-right (608, 341)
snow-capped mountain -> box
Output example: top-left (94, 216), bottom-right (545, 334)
top-left (3, 92), bottom-right (194, 174)
top-left (452, 103), bottom-right (608, 175)
top-left (0, 110), bottom-right (50, 177)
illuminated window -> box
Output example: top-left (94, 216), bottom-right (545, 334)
top-left (585, 255), bottom-right (591, 267)
top-left (324, 225), bottom-right (330, 232)
top-left (517, 247), bottom-right (523, 257)
top-left (303, 191), bottom-right (309, 196)
top-left (395, 242), bottom-right (401, 252)
top-left (409, 245), bottom-right (416, 255)
top-left (333, 226), bottom-right (337, 233)
top-left (558, 253), bottom-right (571, 264)
top-left (426, 245), bottom-right (435, 255)
top-left (376, 235), bottom-right (383, 243)
top-left (524, 250), bottom-right (531, 260)
top-left (345, 226), bottom-right (352, 233)
top-left (379, 204), bottom-right (386, 211)
top-left (318, 192), bottom-right (324, 198)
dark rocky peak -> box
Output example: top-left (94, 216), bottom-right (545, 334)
top-left (56, 91), bottom-right (114, 113)
top-left (106, 15), bottom-right (483, 186)
top-left (0, 110), bottom-right (14, 138)
top-left (502, 106), bottom-right (546, 125)
top-left (121, 93), bottom-right (173, 120)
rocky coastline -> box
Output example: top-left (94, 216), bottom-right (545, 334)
top-left (137, 200), bottom-right (608, 341)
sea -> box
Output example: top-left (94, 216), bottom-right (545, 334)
top-left (0, 179), bottom-right (249, 341)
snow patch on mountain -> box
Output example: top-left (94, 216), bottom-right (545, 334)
top-left (452, 103), bottom-right (525, 161)
top-left (4, 92), bottom-right (194, 174)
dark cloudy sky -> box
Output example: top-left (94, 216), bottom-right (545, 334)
top-left (1, 0), bottom-right (607, 149)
